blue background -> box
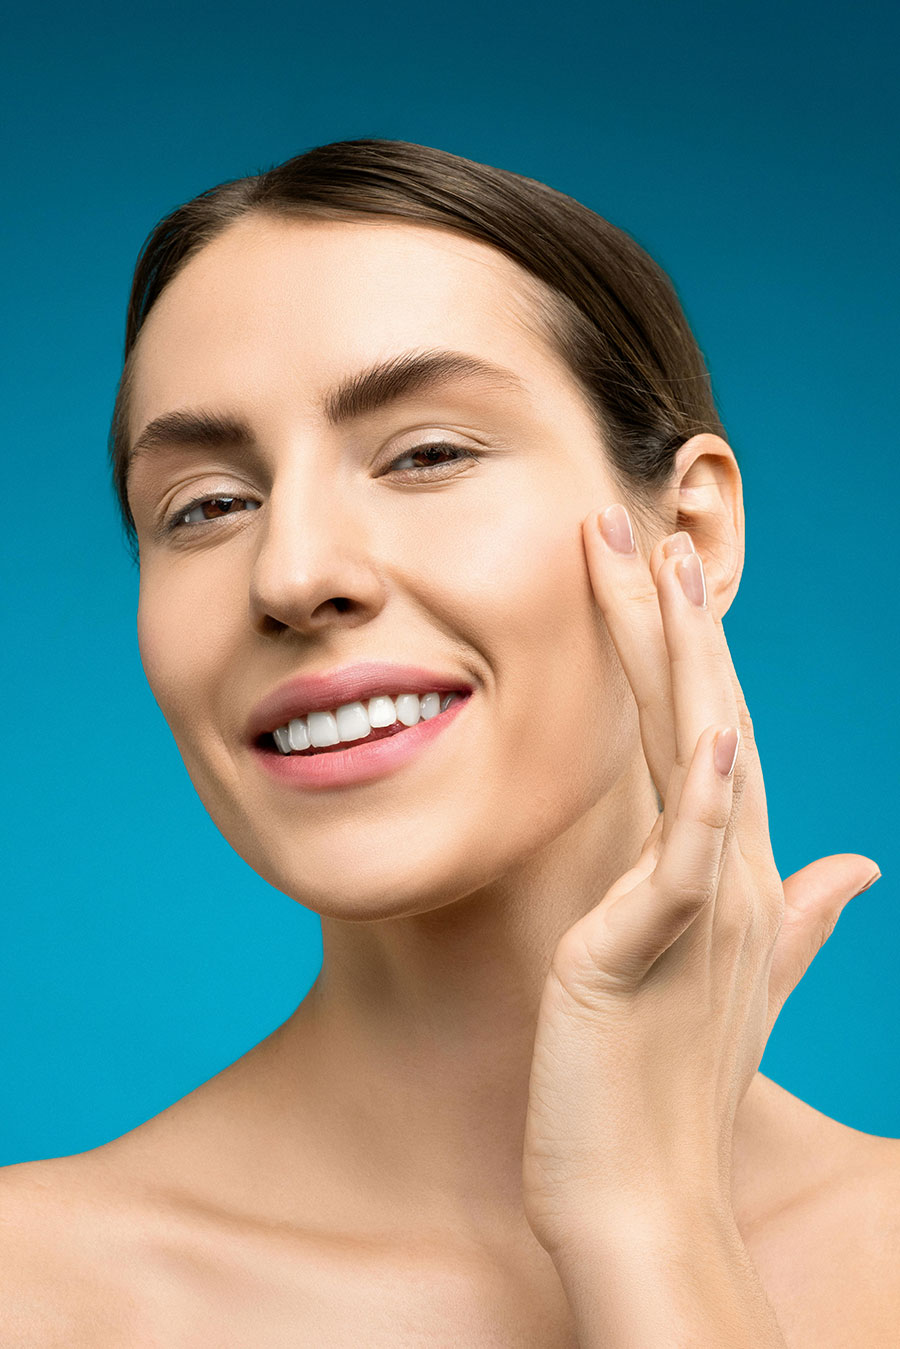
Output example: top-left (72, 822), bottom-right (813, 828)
top-left (2, 0), bottom-right (897, 1163)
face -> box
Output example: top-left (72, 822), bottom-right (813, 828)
top-left (127, 215), bottom-right (650, 919)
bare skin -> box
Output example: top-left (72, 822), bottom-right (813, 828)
top-left (2, 216), bottom-right (896, 1344)
top-left (2, 1067), bottom-right (898, 1345)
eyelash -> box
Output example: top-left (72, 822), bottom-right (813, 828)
top-left (162, 442), bottom-right (481, 534)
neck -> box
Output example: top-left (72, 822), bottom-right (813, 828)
top-left (269, 754), bottom-right (661, 1245)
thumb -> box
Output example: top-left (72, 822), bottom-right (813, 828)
top-left (766, 853), bottom-right (881, 1034)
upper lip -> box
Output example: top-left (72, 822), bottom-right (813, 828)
top-left (246, 661), bottom-right (474, 742)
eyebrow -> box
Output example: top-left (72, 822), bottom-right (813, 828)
top-left (126, 348), bottom-right (527, 475)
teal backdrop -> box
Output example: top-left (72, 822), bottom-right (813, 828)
top-left (2, 0), bottom-right (897, 1162)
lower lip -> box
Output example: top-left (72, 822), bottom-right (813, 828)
top-left (251, 693), bottom-right (472, 791)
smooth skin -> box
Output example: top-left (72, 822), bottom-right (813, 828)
top-left (1, 216), bottom-right (897, 1346)
top-left (522, 515), bottom-right (872, 1343)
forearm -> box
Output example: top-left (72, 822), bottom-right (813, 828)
top-left (546, 1201), bottom-right (787, 1348)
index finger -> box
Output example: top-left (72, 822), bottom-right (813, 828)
top-left (582, 504), bottom-right (677, 803)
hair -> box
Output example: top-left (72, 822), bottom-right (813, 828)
top-left (109, 137), bottom-right (727, 565)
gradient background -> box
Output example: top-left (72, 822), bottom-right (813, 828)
top-left (2, 0), bottom-right (897, 1164)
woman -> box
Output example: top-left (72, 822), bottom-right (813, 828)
top-left (2, 138), bottom-right (896, 1345)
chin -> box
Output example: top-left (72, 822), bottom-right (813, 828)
top-left (244, 828), bottom-right (499, 921)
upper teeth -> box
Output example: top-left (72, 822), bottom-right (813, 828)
top-left (271, 691), bottom-right (463, 754)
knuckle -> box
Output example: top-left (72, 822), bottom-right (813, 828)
top-left (694, 793), bottom-right (732, 832)
top-left (550, 927), bottom-right (638, 1002)
top-left (660, 868), bottom-right (717, 914)
top-left (739, 710), bottom-right (757, 752)
top-left (631, 584), bottom-right (662, 611)
top-left (552, 922), bottom-right (611, 985)
top-left (674, 744), bottom-right (693, 773)
top-left (729, 762), bottom-right (749, 808)
top-left (551, 926), bottom-right (592, 978)
top-left (716, 901), bottom-right (752, 950)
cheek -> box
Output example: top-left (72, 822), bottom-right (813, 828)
top-left (136, 567), bottom-right (237, 743)
top-left (430, 488), bottom-right (632, 777)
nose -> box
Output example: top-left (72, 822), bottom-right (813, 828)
top-left (248, 472), bottom-right (387, 639)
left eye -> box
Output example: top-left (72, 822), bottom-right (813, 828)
top-left (388, 441), bottom-right (478, 474)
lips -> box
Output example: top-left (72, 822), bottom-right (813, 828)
top-left (246, 661), bottom-right (474, 744)
top-left (252, 686), bottom-right (472, 790)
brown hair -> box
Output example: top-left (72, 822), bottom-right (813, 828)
top-left (109, 137), bottom-right (727, 563)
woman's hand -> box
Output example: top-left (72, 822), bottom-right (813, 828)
top-left (521, 504), bottom-right (880, 1258)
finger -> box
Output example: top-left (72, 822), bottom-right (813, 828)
top-left (584, 505), bottom-right (676, 802)
top-left (764, 853), bottom-right (882, 1036)
top-left (719, 662), bottom-right (775, 868)
top-left (654, 541), bottom-right (773, 863)
top-left (655, 549), bottom-right (742, 841)
top-left (578, 724), bottom-right (739, 988)
top-left (648, 723), bottom-right (740, 949)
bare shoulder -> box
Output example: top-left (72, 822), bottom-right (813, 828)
top-left (0, 1157), bottom-right (89, 1346)
top-left (789, 1135), bottom-right (900, 1346)
top-left (742, 1089), bottom-right (900, 1347)
top-left (0, 1152), bottom-right (166, 1347)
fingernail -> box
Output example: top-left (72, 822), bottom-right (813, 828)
top-left (714, 726), bottom-right (740, 777)
top-left (598, 504), bottom-right (635, 554)
top-left (662, 532), bottom-right (695, 559)
top-left (677, 552), bottom-right (707, 607)
top-left (853, 871), bottom-right (882, 897)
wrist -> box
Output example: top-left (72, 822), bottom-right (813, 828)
top-left (542, 1200), bottom-right (785, 1348)
top-left (532, 1187), bottom-right (735, 1268)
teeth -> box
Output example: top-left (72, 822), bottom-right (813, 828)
top-left (367, 694), bottom-right (396, 728)
top-left (395, 693), bottom-right (421, 727)
top-left (335, 701), bottom-right (373, 743)
top-left (307, 710), bottom-right (341, 748)
top-left (270, 690), bottom-right (466, 754)
top-left (288, 717), bottom-right (310, 752)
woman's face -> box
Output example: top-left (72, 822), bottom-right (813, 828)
top-left (127, 215), bottom-right (653, 918)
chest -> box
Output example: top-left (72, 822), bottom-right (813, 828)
top-left (95, 1237), bottom-right (581, 1349)
top-left (44, 1199), bottom-right (879, 1349)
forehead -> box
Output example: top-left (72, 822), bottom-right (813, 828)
top-left (129, 215), bottom-right (565, 437)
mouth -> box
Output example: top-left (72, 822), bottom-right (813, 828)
top-left (253, 690), bottom-right (470, 757)
top-left (250, 691), bottom-right (473, 790)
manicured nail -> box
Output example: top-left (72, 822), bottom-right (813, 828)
top-left (598, 504), bottom-right (635, 554)
top-left (677, 552), bottom-right (707, 607)
top-left (853, 871), bottom-right (882, 897)
top-left (662, 532), bottom-right (695, 558)
top-left (714, 726), bottom-right (740, 777)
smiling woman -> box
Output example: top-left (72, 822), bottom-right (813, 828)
top-left (2, 138), bottom-right (897, 1347)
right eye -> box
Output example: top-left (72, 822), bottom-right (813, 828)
top-left (165, 495), bottom-right (262, 532)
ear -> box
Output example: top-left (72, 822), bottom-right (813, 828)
top-left (668, 433), bottom-right (745, 620)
